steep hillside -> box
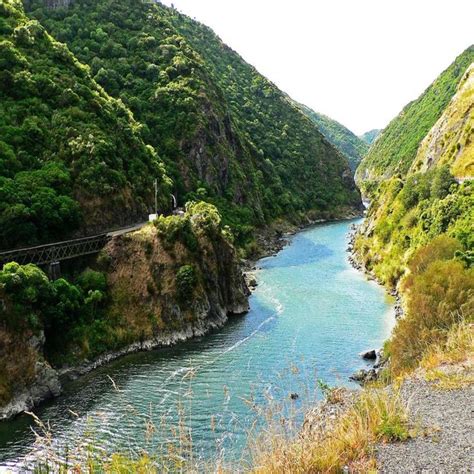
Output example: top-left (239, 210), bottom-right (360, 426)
top-left (355, 57), bottom-right (474, 285)
top-left (353, 50), bottom-right (473, 409)
top-left (359, 129), bottom-right (380, 145)
top-left (411, 64), bottom-right (474, 178)
top-left (0, 0), bottom-right (171, 250)
top-left (295, 102), bottom-right (369, 171)
top-left (27, 0), bottom-right (361, 244)
top-left (356, 45), bottom-right (474, 195)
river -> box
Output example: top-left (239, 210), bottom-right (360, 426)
top-left (0, 219), bottom-right (395, 468)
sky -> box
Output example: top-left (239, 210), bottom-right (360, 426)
top-left (161, 0), bottom-right (474, 135)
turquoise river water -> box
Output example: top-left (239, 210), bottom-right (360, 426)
top-left (0, 219), bottom-right (395, 468)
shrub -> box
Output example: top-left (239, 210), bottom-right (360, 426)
top-left (175, 264), bottom-right (196, 302)
top-left (186, 201), bottom-right (221, 232)
top-left (154, 214), bottom-right (197, 251)
top-left (390, 259), bottom-right (474, 375)
top-left (76, 269), bottom-right (107, 294)
top-left (406, 234), bottom-right (462, 276)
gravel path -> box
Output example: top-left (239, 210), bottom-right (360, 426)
top-left (376, 375), bottom-right (474, 473)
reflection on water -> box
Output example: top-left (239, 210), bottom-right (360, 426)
top-left (0, 219), bottom-right (395, 466)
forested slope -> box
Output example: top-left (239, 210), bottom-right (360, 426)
top-left (0, 0), bottom-right (171, 249)
top-left (27, 0), bottom-right (361, 244)
top-left (356, 45), bottom-right (474, 196)
top-left (359, 129), bottom-right (380, 145)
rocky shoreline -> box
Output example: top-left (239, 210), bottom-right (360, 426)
top-left (346, 223), bottom-right (404, 319)
top-left (346, 223), bottom-right (403, 384)
top-left (0, 304), bottom-right (248, 421)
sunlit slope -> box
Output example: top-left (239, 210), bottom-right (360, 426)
top-left (356, 45), bottom-right (474, 195)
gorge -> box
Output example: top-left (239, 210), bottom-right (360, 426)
top-left (0, 0), bottom-right (472, 471)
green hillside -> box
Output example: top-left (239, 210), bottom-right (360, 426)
top-left (356, 45), bottom-right (474, 195)
top-left (0, 0), bottom-right (171, 249)
top-left (295, 103), bottom-right (369, 171)
top-left (355, 58), bottom-right (474, 286)
top-left (27, 0), bottom-right (360, 245)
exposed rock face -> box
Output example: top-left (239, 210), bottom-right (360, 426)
top-left (0, 361), bottom-right (60, 420)
top-left (0, 330), bottom-right (61, 421)
top-left (350, 349), bottom-right (389, 385)
top-left (101, 220), bottom-right (249, 349)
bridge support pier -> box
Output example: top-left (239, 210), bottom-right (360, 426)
top-left (48, 261), bottom-right (61, 280)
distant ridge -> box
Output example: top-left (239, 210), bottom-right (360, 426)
top-left (359, 129), bottom-right (381, 145)
top-left (295, 102), bottom-right (369, 171)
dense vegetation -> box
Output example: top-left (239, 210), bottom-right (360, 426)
top-left (387, 236), bottom-right (473, 375)
top-left (296, 102), bottom-right (369, 171)
top-left (356, 45), bottom-right (474, 195)
top-left (0, 0), bottom-right (171, 249)
top-left (355, 48), bottom-right (474, 376)
top-left (26, 0), bottom-right (360, 246)
top-left (0, 260), bottom-right (109, 402)
top-left (359, 129), bottom-right (380, 145)
top-left (411, 63), bottom-right (474, 178)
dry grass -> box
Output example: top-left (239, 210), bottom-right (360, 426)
top-left (420, 322), bottom-right (474, 390)
top-left (250, 389), bottom-right (411, 474)
top-left (420, 322), bottom-right (474, 369)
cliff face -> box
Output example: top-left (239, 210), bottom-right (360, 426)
top-left (0, 327), bottom-right (60, 420)
top-left (101, 207), bottom-right (249, 350)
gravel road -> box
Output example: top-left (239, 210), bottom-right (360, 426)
top-left (377, 374), bottom-right (474, 473)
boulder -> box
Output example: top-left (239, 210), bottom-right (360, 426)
top-left (359, 349), bottom-right (377, 360)
top-left (350, 368), bottom-right (378, 384)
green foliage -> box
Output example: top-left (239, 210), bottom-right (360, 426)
top-left (76, 268), bottom-right (107, 294)
top-left (154, 214), bottom-right (197, 251)
top-left (0, 261), bottom-right (51, 331)
top-left (186, 200), bottom-right (221, 232)
top-left (26, 0), bottom-right (360, 242)
top-left (357, 45), bottom-right (474, 194)
top-left (0, 0), bottom-right (171, 249)
top-left (175, 264), bottom-right (196, 302)
top-left (357, 166), bottom-right (472, 286)
top-left (359, 129), bottom-right (380, 145)
top-left (430, 165), bottom-right (456, 199)
top-left (0, 261), bottom-right (109, 361)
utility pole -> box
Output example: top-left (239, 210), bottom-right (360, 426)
top-left (154, 179), bottom-right (158, 215)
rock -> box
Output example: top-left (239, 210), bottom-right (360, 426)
top-left (244, 271), bottom-right (258, 291)
top-left (290, 392), bottom-right (299, 400)
top-left (360, 349), bottom-right (377, 360)
top-left (0, 361), bottom-right (61, 421)
top-left (248, 277), bottom-right (257, 288)
top-left (350, 368), bottom-right (378, 384)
